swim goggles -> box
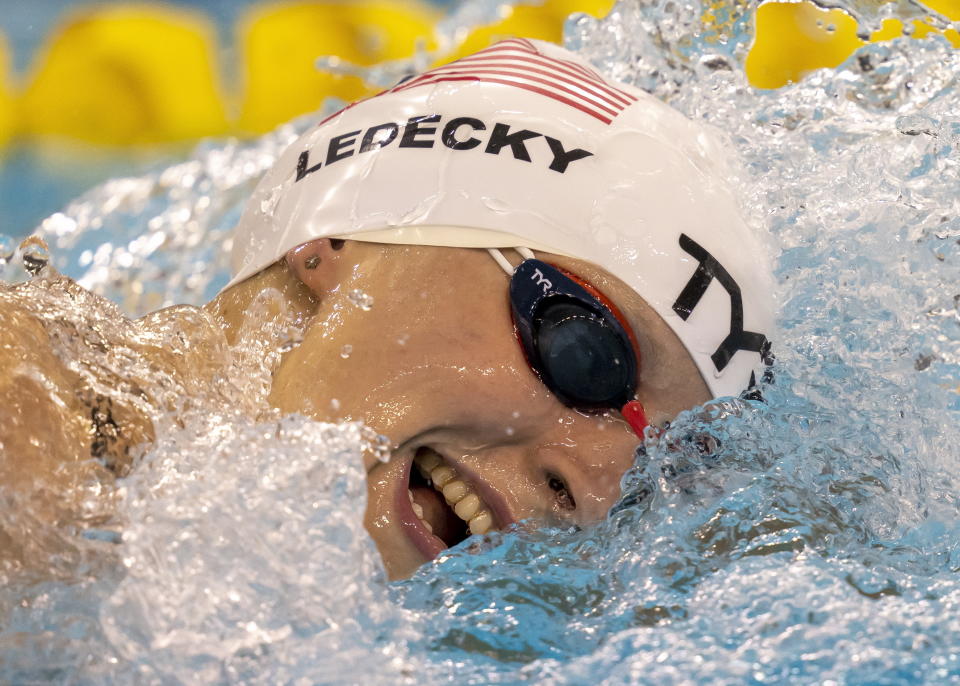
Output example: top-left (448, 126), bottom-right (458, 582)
top-left (489, 248), bottom-right (649, 438)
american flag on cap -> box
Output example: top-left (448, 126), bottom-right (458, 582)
top-left (389, 38), bottom-right (638, 125)
top-left (318, 38), bottom-right (638, 127)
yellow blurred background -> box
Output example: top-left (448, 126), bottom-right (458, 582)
top-left (0, 0), bottom-right (956, 235)
top-left (1, 0), bottom-right (956, 147)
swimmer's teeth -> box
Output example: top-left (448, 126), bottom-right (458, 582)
top-left (414, 449), bottom-right (442, 474)
top-left (454, 493), bottom-right (480, 520)
top-left (431, 465), bottom-right (456, 488)
top-left (412, 450), bottom-right (496, 537)
top-left (469, 511), bottom-right (492, 535)
top-left (416, 454), bottom-right (496, 538)
top-left (442, 479), bottom-right (468, 505)
top-left (408, 488), bottom-right (432, 532)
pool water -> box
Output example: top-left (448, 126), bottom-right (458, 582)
top-left (3, 0), bottom-right (960, 683)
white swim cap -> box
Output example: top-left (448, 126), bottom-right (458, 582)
top-left (229, 38), bottom-right (775, 399)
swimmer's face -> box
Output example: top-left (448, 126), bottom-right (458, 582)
top-left (267, 241), bottom-right (710, 579)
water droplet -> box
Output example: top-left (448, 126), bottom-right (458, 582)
top-left (259, 185), bottom-right (283, 215)
top-left (373, 434), bottom-right (391, 461)
top-left (0, 235), bottom-right (15, 266)
top-left (505, 426), bottom-right (515, 436)
top-left (698, 54), bottom-right (731, 71)
top-left (19, 236), bottom-right (51, 276)
top-left (361, 426), bottom-right (393, 463)
top-left (347, 289), bottom-right (374, 311)
top-left (330, 398), bottom-right (341, 411)
top-left (278, 334), bottom-right (303, 353)
top-left (896, 114), bottom-right (935, 137)
top-left (397, 333), bottom-right (410, 346)
top-left (340, 344), bottom-right (353, 359)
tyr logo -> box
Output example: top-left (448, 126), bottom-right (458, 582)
top-left (531, 268), bottom-right (553, 293)
top-left (672, 234), bottom-right (770, 374)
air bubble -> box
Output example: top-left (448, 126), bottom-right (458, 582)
top-left (340, 344), bottom-right (353, 359)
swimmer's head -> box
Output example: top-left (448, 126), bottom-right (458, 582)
top-left (229, 38), bottom-right (775, 400)
top-left (221, 39), bottom-right (775, 578)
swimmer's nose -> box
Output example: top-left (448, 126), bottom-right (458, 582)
top-left (545, 417), bottom-right (639, 522)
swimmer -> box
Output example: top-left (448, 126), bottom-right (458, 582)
top-left (0, 39), bottom-right (773, 580)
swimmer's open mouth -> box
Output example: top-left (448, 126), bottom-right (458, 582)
top-left (407, 447), bottom-right (495, 550)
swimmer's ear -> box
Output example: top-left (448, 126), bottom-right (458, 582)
top-left (285, 238), bottom-right (347, 297)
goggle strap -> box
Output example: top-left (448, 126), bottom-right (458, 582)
top-left (488, 248), bottom-right (514, 275)
top-left (488, 247), bottom-right (536, 276)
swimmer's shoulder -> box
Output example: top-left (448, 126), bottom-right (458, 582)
top-left (0, 286), bottom-right (104, 497)
top-left (0, 286), bottom-right (78, 399)
top-left (0, 286), bottom-right (128, 575)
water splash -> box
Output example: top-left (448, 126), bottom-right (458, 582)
top-left (817, 0), bottom-right (957, 38)
top-left (13, 115), bottom-right (337, 317)
top-left (3, 0), bottom-right (960, 683)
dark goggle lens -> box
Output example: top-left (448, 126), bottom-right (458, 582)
top-left (535, 301), bottom-right (634, 409)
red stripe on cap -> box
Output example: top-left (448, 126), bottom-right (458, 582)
top-left (389, 40), bottom-right (635, 123)
top-left (468, 40), bottom-right (637, 102)
top-left (394, 67), bottom-right (621, 118)
top-left (451, 47), bottom-right (636, 107)
top-left (423, 54), bottom-right (633, 109)
top-left (314, 39), bottom-right (636, 130)
top-left (394, 74), bottom-right (615, 124)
